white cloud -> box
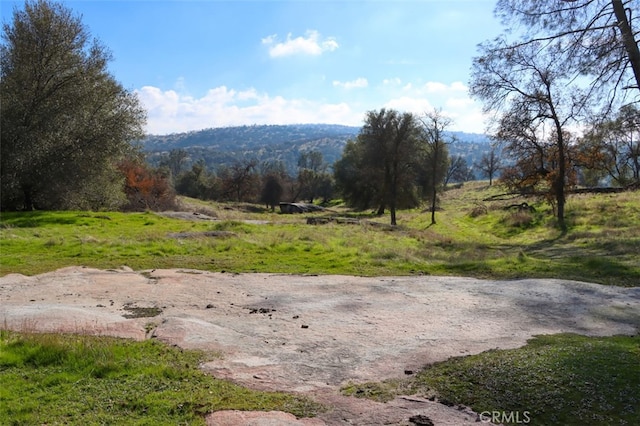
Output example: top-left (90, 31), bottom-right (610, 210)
top-left (262, 30), bottom-right (338, 58)
top-left (136, 85), bottom-right (361, 134)
top-left (381, 81), bottom-right (488, 133)
top-left (135, 78), bottom-right (489, 135)
top-left (332, 77), bottom-right (368, 89)
top-left (422, 81), bottom-right (468, 94)
top-left (384, 96), bottom-right (434, 114)
top-left (382, 78), bottom-right (402, 86)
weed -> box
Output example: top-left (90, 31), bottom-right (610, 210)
top-left (121, 304), bottom-right (163, 319)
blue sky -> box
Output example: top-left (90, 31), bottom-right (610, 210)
top-left (2, 0), bottom-right (503, 135)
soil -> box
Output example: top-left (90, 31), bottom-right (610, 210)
top-left (1, 266), bottom-right (639, 425)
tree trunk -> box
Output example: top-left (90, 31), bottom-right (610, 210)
top-left (430, 145), bottom-right (438, 225)
top-left (430, 191), bottom-right (437, 225)
top-left (612, 0), bottom-right (640, 91)
top-left (553, 110), bottom-right (567, 232)
top-left (22, 185), bottom-right (34, 211)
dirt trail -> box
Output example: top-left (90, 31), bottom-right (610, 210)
top-left (1, 267), bottom-right (639, 425)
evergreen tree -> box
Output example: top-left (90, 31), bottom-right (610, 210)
top-left (1, 0), bottom-right (145, 210)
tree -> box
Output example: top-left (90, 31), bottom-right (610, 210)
top-left (296, 150), bottom-right (332, 203)
top-left (175, 160), bottom-right (219, 200)
top-left (578, 104), bottom-right (640, 186)
top-left (418, 110), bottom-right (453, 225)
top-left (494, 0), bottom-right (640, 110)
top-left (445, 156), bottom-right (474, 185)
top-left (260, 174), bottom-right (284, 211)
top-left (158, 149), bottom-right (188, 184)
top-left (471, 37), bottom-right (585, 230)
top-left (219, 159), bottom-right (259, 202)
top-left (118, 158), bottom-right (176, 211)
top-left (334, 109), bottom-right (421, 225)
top-left (333, 139), bottom-right (383, 210)
top-left (1, 0), bottom-right (146, 210)
top-left (476, 145), bottom-right (502, 185)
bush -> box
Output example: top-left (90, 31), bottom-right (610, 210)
top-left (118, 160), bottom-right (177, 211)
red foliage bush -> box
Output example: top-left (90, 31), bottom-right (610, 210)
top-left (118, 159), bottom-right (177, 211)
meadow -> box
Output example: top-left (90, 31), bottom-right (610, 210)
top-left (1, 182), bottom-right (639, 286)
top-left (1, 182), bottom-right (639, 425)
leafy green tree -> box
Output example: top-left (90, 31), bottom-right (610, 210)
top-left (333, 139), bottom-right (383, 211)
top-left (260, 174), bottom-right (284, 211)
top-left (175, 160), bottom-right (219, 200)
top-left (1, 0), bottom-right (146, 210)
top-left (334, 109), bottom-right (421, 225)
top-left (158, 149), bottom-right (188, 185)
top-left (296, 150), bottom-right (333, 203)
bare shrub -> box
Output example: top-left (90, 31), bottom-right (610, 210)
top-left (505, 210), bottom-right (535, 228)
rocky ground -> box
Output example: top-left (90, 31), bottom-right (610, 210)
top-left (1, 267), bottom-right (639, 425)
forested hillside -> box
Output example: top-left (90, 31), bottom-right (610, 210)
top-left (140, 124), bottom-right (492, 175)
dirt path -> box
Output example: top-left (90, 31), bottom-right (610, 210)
top-left (1, 267), bottom-right (639, 425)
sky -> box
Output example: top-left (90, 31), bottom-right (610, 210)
top-left (1, 0), bottom-right (504, 135)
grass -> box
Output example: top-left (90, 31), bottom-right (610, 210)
top-left (4, 182), bottom-right (637, 285)
top-left (411, 333), bottom-right (640, 425)
top-left (1, 184), bottom-right (639, 424)
top-left (342, 334), bottom-right (640, 425)
top-left (0, 330), bottom-right (322, 425)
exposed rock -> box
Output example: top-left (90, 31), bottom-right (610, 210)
top-left (1, 267), bottom-right (638, 425)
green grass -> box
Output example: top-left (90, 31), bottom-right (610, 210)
top-left (1, 186), bottom-right (639, 424)
top-left (0, 331), bottom-right (322, 425)
top-left (341, 334), bottom-right (640, 425)
top-left (1, 185), bottom-right (639, 285)
top-left (408, 334), bottom-right (640, 425)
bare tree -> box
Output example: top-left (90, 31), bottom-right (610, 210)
top-left (471, 39), bottom-right (584, 230)
top-left (579, 103), bottom-right (640, 185)
top-left (494, 0), bottom-right (640, 111)
top-left (445, 156), bottom-right (474, 185)
top-left (418, 109), bottom-right (453, 225)
top-left (476, 145), bottom-right (502, 185)
top-left (219, 159), bottom-right (259, 202)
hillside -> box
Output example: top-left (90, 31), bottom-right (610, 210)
top-left (140, 124), bottom-right (492, 175)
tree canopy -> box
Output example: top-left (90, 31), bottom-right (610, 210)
top-left (1, 0), bottom-right (146, 210)
top-left (493, 0), bottom-right (640, 112)
top-left (334, 108), bottom-right (451, 225)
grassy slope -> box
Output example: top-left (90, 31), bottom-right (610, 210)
top-left (1, 183), bottom-right (638, 285)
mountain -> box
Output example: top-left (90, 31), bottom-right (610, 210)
top-left (140, 124), bottom-right (492, 175)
